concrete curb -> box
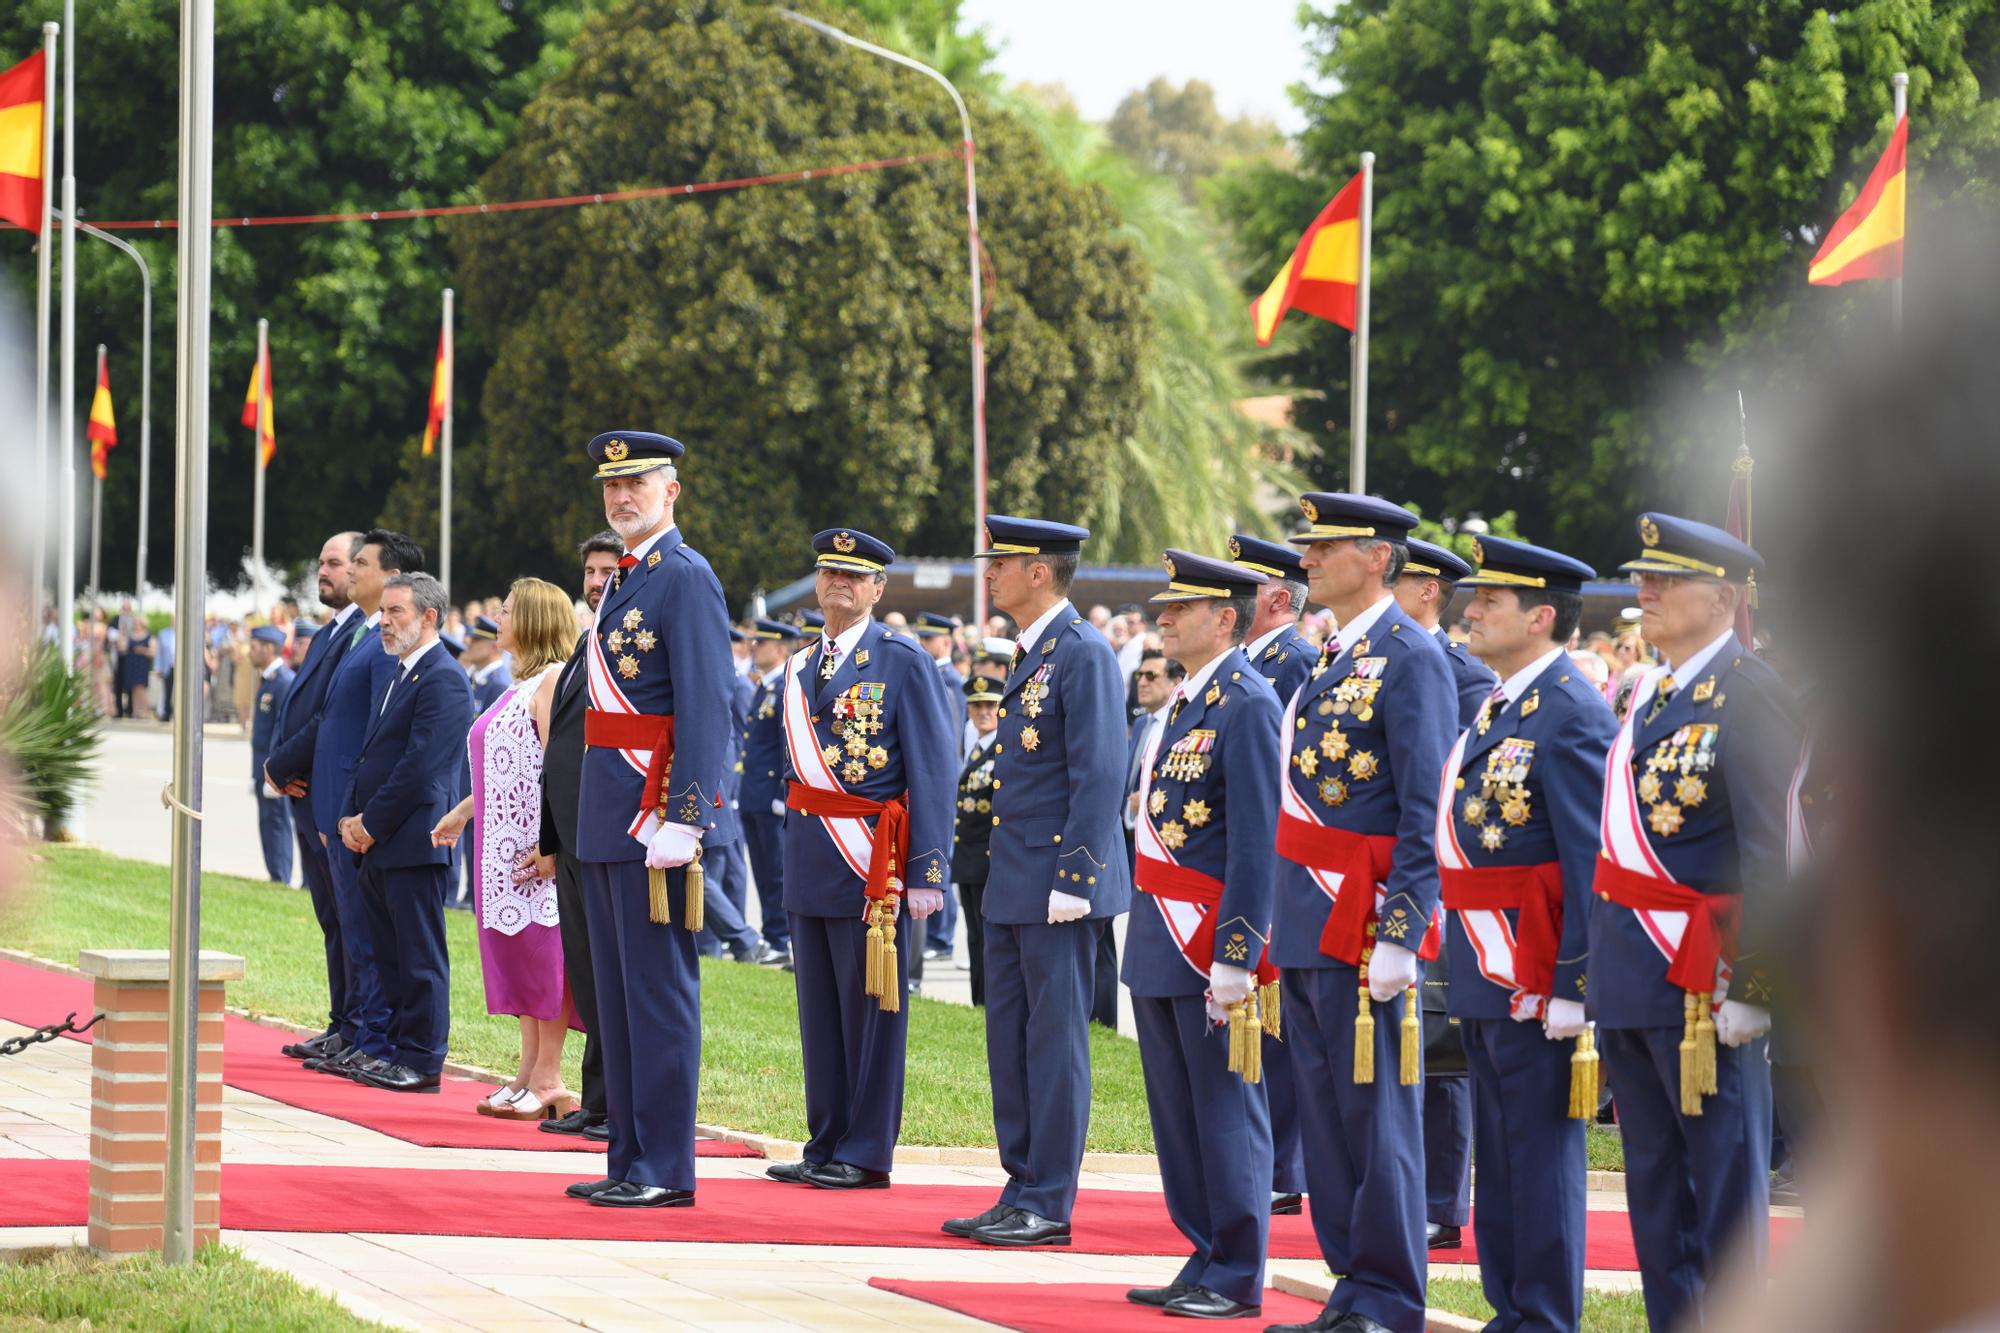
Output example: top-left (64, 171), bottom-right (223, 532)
top-left (1271, 1272), bottom-right (1484, 1332)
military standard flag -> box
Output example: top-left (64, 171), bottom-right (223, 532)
top-left (419, 330), bottom-right (448, 457)
top-left (87, 349), bottom-right (116, 480)
top-left (1809, 117), bottom-right (1907, 286)
top-left (0, 50), bottom-right (46, 233)
top-left (242, 342), bottom-right (275, 466)
top-left (1250, 171), bottom-right (1364, 345)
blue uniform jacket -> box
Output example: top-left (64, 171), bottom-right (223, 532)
top-left (780, 621), bottom-right (956, 917)
top-left (1589, 638), bottom-right (1800, 1027)
top-left (268, 620), bottom-right (400, 839)
top-left (1272, 601), bottom-right (1455, 968)
top-left (267, 613), bottom-right (352, 774)
top-left (741, 669), bottom-right (788, 811)
top-left (936, 655), bottom-right (968, 736)
top-left (472, 660), bottom-right (514, 714)
top-left (1436, 628), bottom-right (1498, 729)
top-left (1252, 625), bottom-right (1318, 709)
top-left (1442, 655), bottom-right (1616, 1018)
top-left (711, 671), bottom-right (753, 846)
top-left (576, 528), bottom-right (738, 863)
top-left (342, 645), bottom-right (475, 870)
top-left (250, 664), bottom-right (296, 782)
top-left (1123, 648), bottom-right (1281, 997)
top-left (985, 601), bottom-right (1132, 925)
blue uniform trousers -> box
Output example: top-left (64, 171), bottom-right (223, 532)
top-left (694, 840), bottom-right (760, 959)
top-left (356, 858), bottom-right (450, 1074)
top-left (582, 859), bottom-right (701, 1191)
top-left (1425, 1074), bottom-right (1473, 1227)
top-left (291, 796), bottom-right (346, 1038)
top-left (256, 791), bottom-right (294, 885)
top-left (1134, 993), bottom-right (1273, 1306)
top-left (1264, 1031), bottom-right (1306, 1195)
top-left (326, 838), bottom-right (392, 1059)
top-left (789, 911), bottom-right (909, 1173)
top-left (1283, 964), bottom-right (1427, 1333)
top-left (1600, 1026), bottom-right (1771, 1333)
top-left (740, 808), bottom-right (790, 950)
top-left (931, 881), bottom-right (957, 951)
top-left (1463, 1017), bottom-right (1585, 1333)
top-left (984, 919), bottom-right (1095, 1222)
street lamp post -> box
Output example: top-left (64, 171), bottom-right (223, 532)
top-left (59, 212), bottom-right (154, 599)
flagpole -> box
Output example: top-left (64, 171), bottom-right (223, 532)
top-left (163, 0), bottom-right (216, 1267)
top-left (31, 21), bottom-right (55, 638)
top-left (252, 318), bottom-right (267, 594)
top-left (88, 343), bottom-right (103, 600)
top-left (440, 286), bottom-right (453, 599)
top-left (57, 0), bottom-right (76, 667)
top-left (1349, 150), bottom-right (1375, 495)
top-left (1891, 71), bottom-right (1907, 337)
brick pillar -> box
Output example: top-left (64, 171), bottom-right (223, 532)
top-left (78, 949), bottom-right (245, 1257)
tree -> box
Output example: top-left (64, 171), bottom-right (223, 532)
top-left (1216, 0), bottom-right (2000, 567)
top-left (445, 0), bottom-right (1150, 606)
top-left (1108, 78), bottom-right (1292, 203)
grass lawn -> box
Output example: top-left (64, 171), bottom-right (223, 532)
top-left (0, 1245), bottom-right (387, 1331)
top-left (1428, 1276), bottom-right (1649, 1332)
top-left (3, 845), bottom-right (1154, 1152)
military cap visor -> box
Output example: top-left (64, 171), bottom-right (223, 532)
top-left (812, 528), bottom-right (895, 574)
top-left (249, 625), bottom-right (286, 647)
top-left (965, 676), bottom-right (1005, 704)
top-left (588, 430), bottom-right (685, 481)
top-left (1227, 533), bottom-right (1305, 581)
top-left (974, 514), bottom-right (1089, 558)
top-left (1619, 512), bottom-right (1763, 583)
top-left (469, 616), bottom-right (500, 641)
top-left (750, 617), bottom-right (800, 642)
top-left (1149, 549), bottom-right (1269, 603)
top-left (1402, 537), bottom-right (1472, 582)
top-left (1459, 534), bottom-right (1595, 591)
top-left (1287, 491), bottom-right (1420, 545)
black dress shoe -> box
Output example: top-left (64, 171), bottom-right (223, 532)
top-left (1271, 1191), bottom-right (1303, 1216)
top-left (1320, 1314), bottom-right (1393, 1333)
top-left (353, 1063), bottom-right (442, 1093)
top-left (282, 1030), bottom-right (341, 1060)
top-left (969, 1207), bottom-right (1070, 1247)
top-left (583, 1121), bottom-right (610, 1142)
top-left (801, 1161), bottom-right (889, 1190)
top-left (301, 1046), bottom-right (355, 1072)
top-left (1127, 1281), bottom-right (1194, 1307)
top-left (590, 1182), bottom-right (694, 1208)
top-left (1425, 1222), bottom-right (1462, 1249)
top-left (539, 1108), bottom-right (603, 1137)
top-left (1261, 1311), bottom-right (1346, 1333)
top-left (766, 1160), bottom-right (814, 1183)
top-left (565, 1176), bottom-right (620, 1199)
top-left (1164, 1287), bottom-right (1260, 1320)
top-left (941, 1202), bottom-right (1012, 1238)
top-left (746, 943), bottom-right (788, 968)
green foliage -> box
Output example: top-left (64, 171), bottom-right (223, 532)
top-left (828, 0), bottom-right (1003, 94)
top-left (444, 0), bottom-right (1151, 604)
top-left (0, 1245), bottom-right (388, 1332)
top-left (1217, 0), bottom-right (2000, 566)
top-left (0, 643), bottom-right (102, 831)
top-left (1107, 78), bottom-right (1294, 203)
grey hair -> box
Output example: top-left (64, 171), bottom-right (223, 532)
top-left (1278, 577), bottom-right (1309, 620)
top-left (384, 571), bottom-right (449, 630)
top-left (1354, 537), bottom-right (1408, 587)
top-left (1036, 551), bottom-right (1080, 593)
top-left (1222, 593), bottom-right (1257, 644)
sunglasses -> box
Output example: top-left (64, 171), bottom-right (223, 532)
top-left (1134, 669), bottom-right (1166, 682)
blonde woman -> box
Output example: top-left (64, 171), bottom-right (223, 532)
top-left (432, 578), bottom-right (579, 1119)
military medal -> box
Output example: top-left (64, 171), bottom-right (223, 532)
top-left (1295, 746), bottom-right (1319, 778)
top-left (867, 746), bottom-right (888, 770)
top-left (842, 760), bottom-right (867, 783)
top-left (623, 608), bottom-right (643, 631)
top-left (1347, 749), bottom-right (1378, 781)
top-left (1674, 774), bottom-right (1707, 806)
top-left (1159, 820), bottom-right (1187, 850)
top-left (1648, 803), bottom-right (1684, 836)
top-left (1148, 788), bottom-right (1167, 816)
top-left (1320, 729), bottom-right (1349, 762)
top-left (1318, 776), bottom-right (1347, 807)
top-left (607, 629), bottom-right (626, 652)
top-left (634, 630), bottom-right (657, 652)
top-left (1480, 824), bottom-right (1506, 851)
top-left (821, 744), bottom-right (841, 767)
top-left (617, 655), bottom-right (640, 679)
top-left (1020, 725), bottom-right (1041, 752)
top-left (1182, 799), bottom-right (1211, 828)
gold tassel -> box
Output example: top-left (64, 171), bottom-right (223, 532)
top-left (1568, 1022), bottom-right (1600, 1120)
top-left (648, 866), bottom-right (670, 925)
top-left (1241, 992), bottom-right (1263, 1084)
top-left (877, 895), bottom-right (901, 1013)
top-left (864, 900), bottom-right (883, 999)
top-left (1399, 984), bottom-right (1422, 1085)
top-left (1260, 981), bottom-right (1281, 1043)
top-left (683, 846), bottom-right (705, 934)
top-left (1353, 983), bottom-right (1375, 1084)
top-left (1694, 993), bottom-right (1718, 1098)
top-left (1679, 990), bottom-right (1704, 1116)
top-left (1227, 998), bottom-right (1247, 1074)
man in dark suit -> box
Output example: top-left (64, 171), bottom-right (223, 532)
top-left (535, 530), bottom-right (624, 1138)
top-left (248, 625), bottom-right (297, 886)
top-left (265, 532), bottom-right (361, 1061)
top-left (1117, 649), bottom-right (1183, 1028)
top-left (338, 571), bottom-right (474, 1093)
top-left (739, 618), bottom-right (800, 964)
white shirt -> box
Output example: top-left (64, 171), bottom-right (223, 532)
top-left (260, 658), bottom-right (285, 682)
top-left (326, 602), bottom-right (360, 633)
top-left (1174, 649), bottom-right (1230, 710)
top-left (1124, 701), bottom-right (1173, 829)
top-left (819, 615), bottom-right (872, 673)
top-left (1496, 644), bottom-right (1569, 706)
top-left (759, 662), bottom-right (787, 690)
top-left (624, 523), bottom-right (675, 566)
top-left (1661, 625), bottom-right (1737, 687)
top-left (1329, 593), bottom-right (1396, 655)
top-left (1246, 623), bottom-right (1291, 662)
top-left (380, 636), bottom-right (442, 714)
top-left (1014, 599), bottom-right (1073, 661)
top-left (471, 658), bottom-right (505, 686)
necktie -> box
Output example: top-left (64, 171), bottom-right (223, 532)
top-left (1126, 718), bottom-right (1154, 795)
top-left (613, 552), bottom-right (638, 590)
top-left (1168, 685), bottom-right (1187, 727)
top-left (349, 618), bottom-right (366, 650)
top-left (380, 665), bottom-right (408, 716)
top-left (1011, 643), bottom-right (1026, 671)
top-left (1645, 674), bottom-right (1678, 725)
top-left (1475, 684), bottom-right (1507, 736)
top-left (820, 640), bottom-right (842, 681)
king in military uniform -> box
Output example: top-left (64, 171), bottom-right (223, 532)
top-left (765, 528), bottom-right (956, 1190)
top-left (564, 431), bottom-right (737, 1210)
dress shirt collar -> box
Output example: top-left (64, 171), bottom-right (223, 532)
top-left (398, 636), bottom-right (441, 674)
top-left (1174, 650), bottom-right (1229, 710)
top-left (1015, 599), bottom-right (1073, 657)
top-left (623, 523), bottom-right (676, 565)
top-left (260, 658), bottom-right (284, 681)
top-left (1246, 623), bottom-right (1290, 660)
top-left (1329, 593), bottom-right (1396, 653)
top-left (1498, 645), bottom-right (1569, 705)
top-left (1662, 625), bottom-right (1736, 682)
top-left (823, 615), bottom-right (872, 662)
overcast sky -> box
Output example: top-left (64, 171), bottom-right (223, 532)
top-left (959, 0), bottom-right (1318, 134)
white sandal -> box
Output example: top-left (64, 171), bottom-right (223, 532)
top-left (475, 1086), bottom-right (525, 1116)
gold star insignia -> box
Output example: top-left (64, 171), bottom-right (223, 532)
top-left (926, 862), bottom-right (943, 884)
top-left (607, 629), bottom-right (626, 652)
top-left (1159, 820), bottom-right (1187, 850)
top-left (1182, 799), bottom-right (1211, 828)
top-left (617, 655), bottom-right (640, 680)
top-left (1020, 725), bottom-right (1041, 752)
top-left (1295, 747), bottom-right (1319, 778)
top-left (962, 797), bottom-right (976, 812)
top-left (822, 744), bottom-right (841, 767)
top-left (647, 550), bottom-right (662, 568)
top-left (1318, 729), bottom-right (1349, 765)
top-left (867, 746), bottom-right (889, 770)
top-left (1638, 772), bottom-right (1663, 804)
top-left (1462, 796), bottom-right (1487, 825)
top-left (1318, 776), bottom-right (1347, 807)
top-left (1501, 796), bottom-right (1531, 826)
top-left (844, 733), bottom-right (867, 757)
top-left (1648, 803), bottom-right (1684, 836)
top-left (623, 608), bottom-right (644, 631)
top-left (1148, 788), bottom-right (1167, 817)
top-left (1347, 750), bottom-right (1379, 781)
top-left (842, 760), bottom-right (868, 783)
top-left (1674, 774), bottom-right (1708, 806)
top-left (634, 630), bottom-right (657, 652)
top-left (1480, 823), bottom-right (1507, 851)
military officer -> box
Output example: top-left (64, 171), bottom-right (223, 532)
top-left (765, 528), bottom-right (955, 1189)
top-left (1267, 492), bottom-right (1456, 1333)
top-left (914, 611), bottom-right (967, 960)
top-left (1228, 533), bottom-right (1318, 1218)
top-left (1441, 537), bottom-right (1618, 1333)
top-left (741, 618), bottom-right (801, 961)
top-left (943, 516), bottom-right (1131, 1248)
top-left (1396, 536), bottom-right (1495, 1250)
top-left (464, 615), bottom-right (513, 711)
top-left (563, 430), bottom-right (736, 1210)
top-left (248, 624), bottom-right (297, 886)
top-left (1123, 550), bottom-right (1282, 1320)
top-left (1591, 513), bottom-right (1797, 1331)
top-left (955, 675), bottom-right (1003, 1004)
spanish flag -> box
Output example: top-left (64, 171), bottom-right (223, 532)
top-left (1250, 171), bottom-right (1364, 345)
top-left (419, 330), bottom-right (448, 457)
top-left (242, 343), bottom-right (275, 467)
top-left (1809, 117), bottom-right (1907, 286)
top-left (0, 50), bottom-right (45, 234)
top-left (87, 348), bottom-right (116, 480)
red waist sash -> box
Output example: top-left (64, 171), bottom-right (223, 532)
top-left (787, 781), bottom-right (909, 904)
top-left (585, 709), bottom-right (676, 820)
top-left (1136, 854), bottom-right (1276, 985)
top-left (1276, 813), bottom-right (1402, 965)
top-left (1594, 857), bottom-right (1741, 995)
top-left (1440, 861), bottom-right (1563, 998)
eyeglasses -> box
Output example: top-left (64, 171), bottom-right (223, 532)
top-left (1134, 669), bottom-right (1165, 682)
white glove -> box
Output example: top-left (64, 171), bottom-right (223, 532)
top-left (1207, 962), bottom-right (1254, 1020)
top-left (1366, 941), bottom-right (1420, 1003)
top-left (1047, 889), bottom-right (1091, 924)
top-left (1714, 1000), bottom-right (1771, 1048)
top-left (1543, 998), bottom-right (1587, 1041)
top-left (906, 888), bottom-right (945, 919)
top-left (771, 799), bottom-right (786, 817)
top-left (644, 822), bottom-right (702, 871)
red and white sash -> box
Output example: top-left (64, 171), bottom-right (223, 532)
top-left (585, 595), bottom-right (659, 842)
top-left (1133, 718), bottom-right (1210, 982)
top-left (781, 646), bottom-right (873, 881)
top-left (1600, 666), bottom-right (1714, 981)
top-left (1434, 725), bottom-right (1522, 993)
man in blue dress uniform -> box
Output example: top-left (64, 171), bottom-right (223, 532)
top-left (563, 431), bottom-right (736, 1210)
top-left (1441, 536), bottom-right (1618, 1332)
top-left (1396, 536), bottom-right (1495, 1250)
top-left (943, 516), bottom-right (1131, 1247)
top-left (1228, 532), bottom-right (1318, 1219)
top-left (913, 611), bottom-right (967, 962)
top-left (765, 529), bottom-right (955, 1190)
top-left (1124, 550), bottom-right (1282, 1320)
top-left (693, 630), bottom-right (767, 964)
top-left (465, 616), bottom-right (513, 711)
top-left (1590, 513), bottom-right (1797, 1331)
top-left (740, 617), bottom-right (802, 962)
top-left (248, 625), bottom-right (296, 886)
top-left (1267, 493), bottom-right (1455, 1333)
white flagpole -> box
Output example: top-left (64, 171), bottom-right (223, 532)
top-left (440, 286), bottom-right (453, 598)
top-left (87, 342), bottom-right (102, 600)
top-left (252, 317), bottom-right (267, 594)
top-left (1891, 71), bottom-right (1907, 337)
top-left (31, 22), bottom-right (54, 637)
top-left (56, 0), bottom-right (76, 667)
top-left (1349, 150), bottom-right (1375, 495)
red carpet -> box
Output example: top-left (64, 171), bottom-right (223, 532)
top-left (0, 955), bottom-right (754, 1158)
top-left (869, 1279), bottom-right (1326, 1329)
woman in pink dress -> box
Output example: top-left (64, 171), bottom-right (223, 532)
top-left (431, 577), bottom-right (579, 1120)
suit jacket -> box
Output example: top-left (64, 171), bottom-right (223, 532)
top-left (984, 600), bottom-right (1131, 925)
top-left (1441, 653), bottom-right (1616, 1018)
top-left (740, 668), bottom-right (788, 811)
top-left (1251, 624), bottom-right (1319, 707)
top-left (1123, 648), bottom-right (1282, 997)
top-left (264, 608), bottom-right (356, 789)
top-left (250, 665), bottom-right (296, 780)
top-left (538, 636), bottom-right (589, 856)
top-left (780, 620), bottom-right (956, 917)
top-left (342, 643), bottom-right (475, 870)
top-left (953, 737), bottom-right (997, 886)
top-left (272, 619), bottom-right (400, 839)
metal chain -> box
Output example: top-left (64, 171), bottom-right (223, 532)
top-left (0, 1011), bottom-right (104, 1058)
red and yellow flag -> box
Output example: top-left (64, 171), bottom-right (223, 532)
top-left (87, 349), bottom-right (116, 481)
top-left (419, 330), bottom-right (448, 457)
top-left (1809, 117), bottom-right (1907, 286)
top-left (1250, 172), bottom-right (1364, 345)
top-left (0, 50), bottom-right (46, 233)
top-left (241, 343), bottom-right (275, 467)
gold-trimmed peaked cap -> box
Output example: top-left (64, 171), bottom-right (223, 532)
top-left (1150, 548), bottom-right (1270, 603)
top-left (1461, 534), bottom-right (1596, 592)
top-left (1228, 533), bottom-right (1305, 581)
top-left (965, 674), bottom-right (1005, 705)
top-left (813, 527), bottom-right (895, 574)
top-left (1403, 537), bottom-right (1472, 582)
top-left (974, 514), bottom-right (1089, 558)
top-left (1619, 512), bottom-right (1763, 584)
top-left (588, 430), bottom-right (685, 480)
top-left (750, 617), bottom-right (802, 642)
top-left (1287, 492), bottom-right (1420, 546)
